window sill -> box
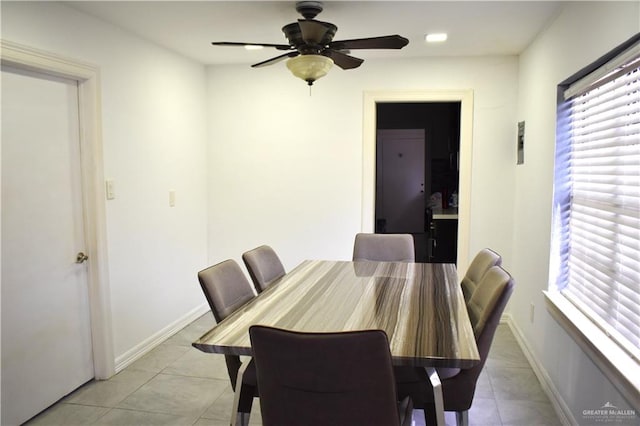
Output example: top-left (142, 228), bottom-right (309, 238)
top-left (544, 291), bottom-right (640, 411)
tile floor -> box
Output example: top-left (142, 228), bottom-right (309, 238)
top-left (25, 314), bottom-right (562, 426)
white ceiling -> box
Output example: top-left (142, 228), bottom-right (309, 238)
top-left (65, 1), bottom-right (563, 66)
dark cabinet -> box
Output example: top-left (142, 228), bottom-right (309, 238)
top-left (427, 217), bottom-right (458, 264)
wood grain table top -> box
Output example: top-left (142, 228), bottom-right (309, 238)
top-left (193, 260), bottom-right (480, 368)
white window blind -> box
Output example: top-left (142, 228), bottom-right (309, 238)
top-left (552, 42), bottom-right (640, 362)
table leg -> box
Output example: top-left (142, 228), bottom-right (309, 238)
top-left (426, 367), bottom-right (445, 426)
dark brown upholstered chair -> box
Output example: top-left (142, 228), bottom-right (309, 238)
top-left (249, 326), bottom-right (413, 426)
top-left (197, 260), bottom-right (258, 425)
top-left (242, 245), bottom-right (286, 293)
top-left (395, 265), bottom-right (515, 426)
top-left (352, 233), bottom-right (415, 262)
top-left (461, 248), bottom-right (502, 302)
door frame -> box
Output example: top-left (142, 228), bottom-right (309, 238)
top-left (1, 39), bottom-right (115, 379)
top-left (362, 90), bottom-right (474, 271)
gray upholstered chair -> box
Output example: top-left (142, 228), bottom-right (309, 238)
top-left (352, 233), bottom-right (415, 262)
top-left (395, 265), bottom-right (515, 426)
top-left (197, 260), bottom-right (258, 425)
top-left (242, 245), bottom-right (286, 293)
top-left (460, 248), bottom-right (502, 302)
top-left (249, 326), bottom-right (413, 426)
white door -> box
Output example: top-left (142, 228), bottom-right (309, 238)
top-left (1, 67), bottom-right (94, 425)
top-left (376, 129), bottom-right (426, 233)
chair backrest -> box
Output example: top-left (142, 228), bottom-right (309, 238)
top-left (249, 326), bottom-right (402, 426)
top-left (467, 265), bottom-right (512, 336)
top-left (197, 260), bottom-right (256, 390)
top-left (460, 248), bottom-right (502, 302)
top-left (352, 233), bottom-right (415, 262)
top-left (197, 259), bottom-right (255, 323)
top-left (443, 265), bottom-right (514, 412)
top-left (242, 245), bottom-right (286, 293)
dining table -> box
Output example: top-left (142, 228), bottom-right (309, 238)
top-left (193, 259), bottom-right (480, 425)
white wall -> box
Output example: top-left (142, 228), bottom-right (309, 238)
top-left (206, 55), bottom-right (519, 272)
top-left (1, 2), bottom-right (209, 362)
top-left (2, 0), bottom-right (520, 374)
top-left (514, 1), bottom-right (639, 421)
top-left (9, 8), bottom-right (633, 416)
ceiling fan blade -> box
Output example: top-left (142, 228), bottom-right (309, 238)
top-left (212, 41), bottom-right (292, 51)
top-left (329, 35), bottom-right (409, 50)
top-left (298, 19), bottom-right (337, 45)
top-left (251, 52), bottom-right (300, 68)
top-left (323, 50), bottom-right (364, 70)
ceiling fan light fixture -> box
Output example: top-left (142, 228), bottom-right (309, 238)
top-left (286, 54), bottom-right (334, 86)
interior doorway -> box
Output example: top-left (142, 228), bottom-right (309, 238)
top-left (375, 103), bottom-right (461, 262)
top-left (362, 90), bottom-right (474, 270)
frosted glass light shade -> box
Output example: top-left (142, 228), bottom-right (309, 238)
top-left (286, 54), bottom-right (334, 86)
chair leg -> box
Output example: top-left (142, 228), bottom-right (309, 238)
top-left (237, 383), bottom-right (255, 416)
top-left (422, 404), bottom-right (437, 426)
top-left (426, 367), bottom-right (445, 426)
top-left (230, 362), bottom-right (250, 426)
top-left (233, 412), bottom-right (250, 426)
top-left (455, 410), bottom-right (469, 426)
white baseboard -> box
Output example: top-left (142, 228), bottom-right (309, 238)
top-left (501, 314), bottom-right (576, 426)
top-left (114, 303), bottom-right (210, 373)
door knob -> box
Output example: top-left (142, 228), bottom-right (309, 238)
top-left (76, 252), bottom-right (89, 264)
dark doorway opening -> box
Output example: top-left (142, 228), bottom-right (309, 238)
top-left (375, 102), bottom-right (461, 263)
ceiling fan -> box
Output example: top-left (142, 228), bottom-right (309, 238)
top-left (211, 1), bottom-right (409, 86)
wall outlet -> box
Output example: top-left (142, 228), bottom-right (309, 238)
top-left (169, 190), bottom-right (176, 207)
top-left (530, 303), bottom-right (535, 323)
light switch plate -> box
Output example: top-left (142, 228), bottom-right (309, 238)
top-left (517, 121), bottom-right (525, 165)
top-left (105, 180), bottom-right (115, 200)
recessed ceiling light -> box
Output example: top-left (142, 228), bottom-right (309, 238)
top-left (425, 33), bottom-right (448, 43)
top-left (244, 45), bottom-right (264, 50)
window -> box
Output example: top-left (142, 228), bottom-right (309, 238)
top-left (549, 34), bottom-right (640, 385)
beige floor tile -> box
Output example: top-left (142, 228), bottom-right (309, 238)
top-left (487, 337), bottom-right (531, 370)
top-left (193, 418), bottom-right (228, 426)
top-left (116, 374), bottom-right (228, 417)
top-left (488, 366), bottom-right (551, 403)
top-left (497, 398), bottom-right (562, 426)
top-left (24, 312), bottom-right (563, 426)
top-left (201, 385), bottom-right (262, 425)
top-left (126, 344), bottom-right (190, 373)
top-left (469, 397), bottom-right (503, 426)
top-left (200, 386), bottom-right (236, 421)
top-left (24, 403), bottom-right (110, 425)
top-left (163, 347), bottom-right (230, 380)
top-left (411, 399), bottom-right (503, 426)
top-left (493, 324), bottom-right (518, 343)
top-left (93, 408), bottom-right (197, 426)
top-left (474, 370), bottom-right (495, 400)
top-left (63, 369), bottom-right (156, 407)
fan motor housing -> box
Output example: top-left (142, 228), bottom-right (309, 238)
top-left (282, 21), bottom-right (337, 52)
